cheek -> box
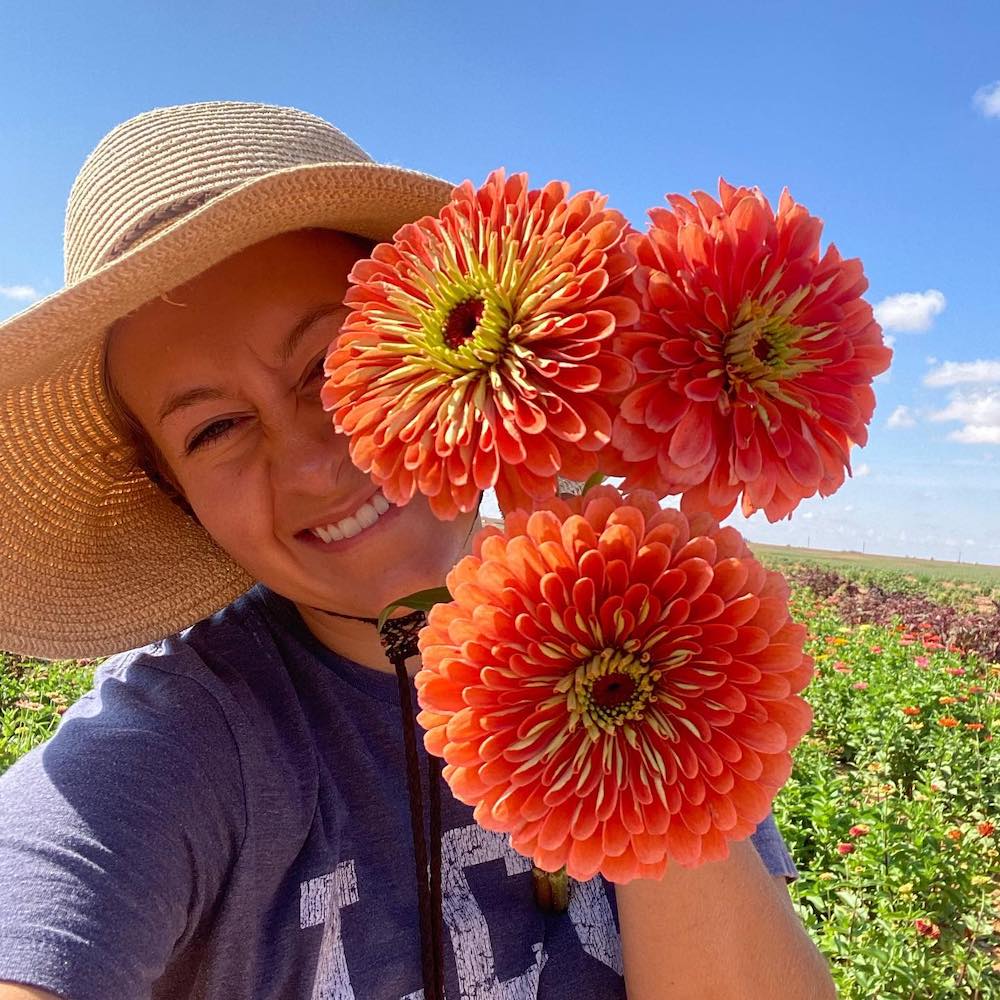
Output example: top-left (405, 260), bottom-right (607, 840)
top-left (183, 474), bottom-right (271, 563)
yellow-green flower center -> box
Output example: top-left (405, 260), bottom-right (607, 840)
top-left (557, 646), bottom-right (661, 740)
top-left (443, 297), bottom-right (486, 349)
top-left (724, 298), bottom-right (809, 382)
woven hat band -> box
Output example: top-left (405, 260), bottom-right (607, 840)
top-left (64, 101), bottom-right (373, 284)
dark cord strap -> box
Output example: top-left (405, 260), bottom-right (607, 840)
top-left (311, 603), bottom-right (445, 999)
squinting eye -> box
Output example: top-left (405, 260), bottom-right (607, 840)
top-left (186, 418), bottom-right (242, 454)
top-left (306, 354), bottom-right (328, 387)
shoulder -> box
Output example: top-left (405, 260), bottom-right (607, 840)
top-left (0, 590), bottom-right (275, 810)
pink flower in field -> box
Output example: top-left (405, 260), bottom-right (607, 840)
top-left (849, 824), bottom-right (871, 837)
top-left (914, 918), bottom-right (940, 939)
top-left (852, 681), bottom-right (869, 690)
top-left (836, 842), bottom-right (855, 855)
top-left (870, 645), bottom-right (882, 654)
top-left (832, 661), bottom-right (852, 673)
top-left (914, 656), bottom-right (930, 669)
top-left (923, 641), bottom-right (945, 651)
top-left (899, 638), bottom-right (915, 646)
top-left (946, 666), bottom-right (965, 677)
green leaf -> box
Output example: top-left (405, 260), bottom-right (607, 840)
top-left (582, 470), bottom-right (607, 494)
top-left (377, 586), bottom-right (453, 634)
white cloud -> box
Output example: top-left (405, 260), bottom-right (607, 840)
top-left (854, 462), bottom-right (871, 477)
top-left (929, 387), bottom-right (1000, 445)
top-left (884, 334), bottom-right (896, 348)
top-left (924, 359), bottom-right (1000, 387)
top-left (873, 289), bottom-right (946, 332)
top-left (973, 81), bottom-right (1000, 119)
top-left (0, 284), bottom-right (40, 302)
top-left (887, 405), bottom-right (917, 429)
top-left (948, 424), bottom-right (1000, 445)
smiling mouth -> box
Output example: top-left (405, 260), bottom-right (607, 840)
top-left (299, 488), bottom-right (394, 543)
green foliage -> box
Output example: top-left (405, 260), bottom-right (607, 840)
top-left (0, 651), bottom-right (99, 772)
top-left (376, 586), bottom-right (453, 633)
top-left (774, 585), bottom-right (1000, 997)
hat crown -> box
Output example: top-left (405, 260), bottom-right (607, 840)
top-left (63, 101), bottom-right (373, 285)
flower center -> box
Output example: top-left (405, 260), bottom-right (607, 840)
top-left (559, 646), bottom-right (661, 741)
top-left (443, 297), bottom-right (485, 350)
top-left (723, 297), bottom-right (819, 389)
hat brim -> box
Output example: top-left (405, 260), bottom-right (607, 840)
top-left (0, 161), bottom-right (455, 660)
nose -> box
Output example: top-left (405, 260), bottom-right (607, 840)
top-left (268, 401), bottom-right (353, 496)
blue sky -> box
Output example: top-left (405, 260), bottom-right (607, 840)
top-left (2, 1), bottom-right (999, 562)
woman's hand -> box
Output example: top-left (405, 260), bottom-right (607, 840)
top-left (616, 837), bottom-right (837, 1000)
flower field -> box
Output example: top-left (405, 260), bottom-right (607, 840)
top-left (1, 555), bottom-right (998, 998)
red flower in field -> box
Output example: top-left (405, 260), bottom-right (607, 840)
top-left (937, 716), bottom-right (959, 728)
top-left (606, 179), bottom-right (892, 522)
top-left (915, 656), bottom-right (930, 669)
top-left (836, 842), bottom-right (855, 855)
top-left (832, 661), bottom-right (852, 673)
top-left (946, 827), bottom-right (963, 841)
top-left (870, 645), bottom-right (883, 654)
top-left (415, 485), bottom-right (815, 882)
top-left (946, 666), bottom-right (965, 677)
top-left (967, 684), bottom-right (985, 694)
top-left (852, 681), bottom-right (868, 690)
top-left (901, 706), bottom-right (921, 716)
top-left (978, 821), bottom-right (995, 837)
top-left (939, 696), bottom-right (958, 705)
top-left (322, 169), bottom-right (637, 519)
top-left (849, 824), bottom-right (870, 837)
top-left (965, 722), bottom-right (985, 731)
top-left (914, 918), bottom-right (940, 939)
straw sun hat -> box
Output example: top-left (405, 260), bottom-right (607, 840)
top-left (0, 100), bottom-right (455, 661)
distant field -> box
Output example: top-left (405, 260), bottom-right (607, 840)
top-left (749, 542), bottom-right (1000, 587)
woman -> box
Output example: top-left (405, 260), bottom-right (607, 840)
top-left (0, 101), bottom-right (835, 999)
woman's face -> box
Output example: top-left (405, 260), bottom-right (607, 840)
top-left (106, 228), bottom-right (481, 619)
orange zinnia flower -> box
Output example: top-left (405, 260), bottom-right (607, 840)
top-left (321, 169), bottom-right (637, 519)
top-left (937, 716), bottom-right (959, 728)
top-left (901, 706), bottom-right (921, 716)
top-left (414, 486), bottom-right (815, 882)
top-left (607, 179), bottom-right (892, 521)
top-left (914, 918), bottom-right (940, 939)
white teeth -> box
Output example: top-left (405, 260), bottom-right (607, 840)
top-left (338, 515), bottom-right (362, 539)
top-left (308, 489), bottom-right (394, 543)
top-left (354, 502), bottom-right (378, 528)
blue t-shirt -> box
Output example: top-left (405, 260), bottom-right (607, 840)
top-left (0, 582), bottom-right (799, 999)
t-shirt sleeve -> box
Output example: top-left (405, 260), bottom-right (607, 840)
top-left (749, 810), bottom-right (800, 883)
top-left (0, 647), bottom-right (246, 1000)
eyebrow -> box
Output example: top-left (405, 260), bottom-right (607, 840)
top-left (156, 303), bottom-right (346, 427)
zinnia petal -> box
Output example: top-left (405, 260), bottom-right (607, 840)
top-left (414, 485), bottom-right (814, 882)
top-left (610, 179), bottom-right (892, 521)
top-left (322, 168), bottom-right (639, 519)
